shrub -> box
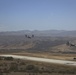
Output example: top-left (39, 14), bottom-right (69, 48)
top-left (4, 57), bottom-right (14, 61)
top-left (26, 65), bottom-right (39, 73)
top-left (9, 63), bottom-right (18, 72)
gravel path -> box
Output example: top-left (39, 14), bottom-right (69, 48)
top-left (0, 54), bottom-right (76, 66)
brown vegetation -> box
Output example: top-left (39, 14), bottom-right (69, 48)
top-left (0, 56), bottom-right (76, 75)
top-left (0, 35), bottom-right (76, 54)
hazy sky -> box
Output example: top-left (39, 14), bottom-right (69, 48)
top-left (0, 0), bottom-right (76, 31)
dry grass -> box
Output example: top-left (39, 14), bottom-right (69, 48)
top-left (13, 52), bottom-right (76, 61)
top-left (0, 57), bottom-right (76, 75)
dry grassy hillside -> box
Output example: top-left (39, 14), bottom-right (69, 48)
top-left (51, 44), bottom-right (76, 52)
top-left (0, 35), bottom-right (76, 54)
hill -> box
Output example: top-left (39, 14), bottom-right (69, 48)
top-left (0, 30), bottom-right (76, 37)
top-left (0, 35), bottom-right (76, 53)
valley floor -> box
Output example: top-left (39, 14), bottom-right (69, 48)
top-left (0, 56), bottom-right (76, 75)
top-left (13, 52), bottom-right (76, 61)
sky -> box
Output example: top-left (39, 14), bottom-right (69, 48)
top-left (0, 0), bottom-right (76, 31)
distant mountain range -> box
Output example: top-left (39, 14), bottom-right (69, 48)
top-left (0, 30), bottom-right (76, 37)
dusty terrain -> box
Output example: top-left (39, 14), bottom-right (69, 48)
top-left (13, 52), bottom-right (76, 61)
top-left (0, 56), bottom-right (76, 75)
top-left (0, 35), bottom-right (76, 75)
top-left (1, 54), bottom-right (76, 66)
top-left (0, 35), bottom-right (76, 61)
top-left (0, 35), bottom-right (76, 53)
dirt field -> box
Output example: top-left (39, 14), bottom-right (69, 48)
top-left (13, 52), bottom-right (76, 61)
top-left (0, 36), bottom-right (76, 75)
top-left (0, 57), bottom-right (76, 75)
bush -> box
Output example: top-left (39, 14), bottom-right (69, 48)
top-left (26, 65), bottom-right (39, 73)
top-left (9, 63), bottom-right (18, 72)
top-left (4, 57), bottom-right (14, 61)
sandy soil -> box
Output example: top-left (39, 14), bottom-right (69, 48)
top-left (13, 52), bottom-right (76, 61)
top-left (0, 54), bottom-right (76, 66)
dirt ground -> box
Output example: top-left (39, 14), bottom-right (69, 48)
top-left (0, 57), bottom-right (76, 75)
top-left (13, 52), bottom-right (76, 61)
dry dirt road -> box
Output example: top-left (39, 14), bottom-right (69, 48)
top-left (0, 54), bottom-right (76, 66)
